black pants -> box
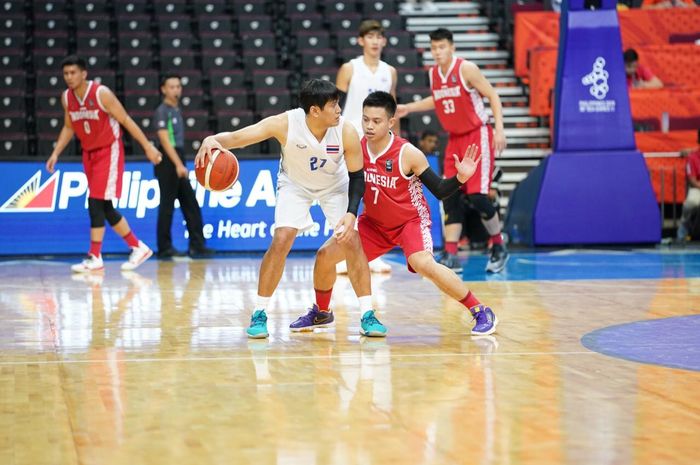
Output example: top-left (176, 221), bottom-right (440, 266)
top-left (154, 147), bottom-right (205, 252)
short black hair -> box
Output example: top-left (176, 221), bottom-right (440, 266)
top-left (299, 79), bottom-right (340, 113)
top-left (420, 130), bottom-right (438, 140)
top-left (160, 72), bottom-right (181, 87)
top-left (362, 91), bottom-right (396, 118)
top-left (623, 48), bottom-right (639, 64)
top-left (429, 28), bottom-right (453, 44)
top-left (61, 55), bottom-right (87, 70)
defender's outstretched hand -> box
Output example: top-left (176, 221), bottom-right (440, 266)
top-left (453, 143), bottom-right (482, 184)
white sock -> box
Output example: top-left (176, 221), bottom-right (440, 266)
top-left (358, 295), bottom-right (373, 313)
top-left (255, 295), bottom-right (270, 312)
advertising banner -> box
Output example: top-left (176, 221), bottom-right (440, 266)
top-left (0, 159), bottom-right (444, 255)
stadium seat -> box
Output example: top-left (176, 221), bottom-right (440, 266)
top-left (193, 0), bottom-right (227, 16)
top-left (282, 0), bottom-right (318, 15)
top-left (123, 70), bottom-right (159, 92)
top-left (201, 50), bottom-right (239, 71)
top-left (34, 89), bottom-right (64, 112)
top-left (76, 32), bottom-right (111, 52)
top-left (0, 133), bottom-right (27, 157)
top-left (378, 14), bottom-right (404, 31)
top-left (1, 113), bottom-right (26, 132)
top-left (74, 15), bottom-right (110, 33)
top-left (210, 89), bottom-right (249, 112)
top-left (407, 113), bottom-right (441, 134)
top-left (153, 0), bottom-right (187, 16)
top-left (123, 91), bottom-right (160, 112)
top-left (36, 71), bottom-right (65, 92)
top-left (160, 50), bottom-right (196, 71)
top-left (130, 111), bottom-right (155, 135)
top-left (1, 0), bottom-right (24, 15)
top-left (200, 33), bottom-right (235, 52)
top-left (300, 49), bottom-right (337, 70)
top-left (0, 71), bottom-right (25, 93)
top-left (338, 47), bottom-right (359, 62)
top-left (255, 90), bottom-right (292, 114)
top-left (92, 71), bottom-right (116, 90)
top-left (33, 1), bottom-right (66, 15)
top-left (116, 15), bottom-right (151, 34)
top-left (34, 111), bottom-right (63, 133)
top-left (184, 131), bottom-right (213, 155)
top-left (197, 16), bottom-right (234, 34)
top-left (180, 90), bottom-right (205, 111)
top-left (296, 31), bottom-right (331, 50)
top-left (156, 16), bottom-right (192, 35)
top-left (242, 51), bottom-right (278, 71)
top-left (398, 88), bottom-right (428, 105)
top-left (237, 15), bottom-right (272, 34)
top-left (114, 0), bottom-right (148, 16)
top-left (1, 32), bottom-right (24, 51)
top-left (73, 0), bottom-right (109, 15)
top-left (118, 32), bottom-right (151, 52)
top-left (326, 13), bottom-right (362, 33)
top-left (215, 110), bottom-right (254, 132)
top-left (387, 30), bottom-right (412, 49)
top-left (302, 67), bottom-right (336, 82)
top-left (251, 70), bottom-right (290, 91)
top-left (382, 49), bottom-right (418, 68)
top-left (118, 50), bottom-right (154, 70)
top-left (33, 31), bottom-right (69, 51)
top-left (178, 71), bottom-right (203, 90)
top-left (0, 94), bottom-right (25, 113)
top-left (323, 0), bottom-right (354, 15)
top-left (159, 33), bottom-right (194, 51)
top-left (241, 33), bottom-right (276, 53)
top-left (289, 13), bottom-right (324, 32)
top-left (1, 15), bottom-right (25, 34)
top-left (33, 14), bottom-right (67, 33)
top-left (0, 50), bottom-right (24, 71)
top-left (37, 133), bottom-right (75, 156)
top-left (209, 70), bottom-right (246, 91)
top-left (182, 110), bottom-right (210, 132)
top-left (33, 49), bottom-right (68, 70)
top-left (396, 67), bottom-right (428, 89)
top-left (360, 0), bottom-right (397, 15)
top-left (335, 31), bottom-right (359, 51)
top-left (232, 0), bottom-right (267, 16)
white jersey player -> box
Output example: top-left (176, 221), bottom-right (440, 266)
top-left (195, 79), bottom-right (387, 339)
top-left (336, 19), bottom-right (398, 274)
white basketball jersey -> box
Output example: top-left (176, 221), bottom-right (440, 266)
top-left (280, 108), bottom-right (348, 192)
top-left (343, 57), bottom-right (393, 134)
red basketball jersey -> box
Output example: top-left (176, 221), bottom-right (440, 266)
top-left (430, 57), bottom-right (489, 135)
top-left (64, 81), bottom-right (119, 151)
top-left (361, 134), bottom-right (431, 231)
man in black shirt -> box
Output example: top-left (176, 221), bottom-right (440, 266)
top-left (154, 73), bottom-right (213, 258)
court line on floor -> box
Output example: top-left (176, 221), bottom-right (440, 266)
top-left (0, 350), bottom-right (598, 365)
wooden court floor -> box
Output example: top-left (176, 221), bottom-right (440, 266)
top-left (0, 252), bottom-right (699, 465)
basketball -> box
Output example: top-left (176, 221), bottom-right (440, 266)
top-left (195, 148), bottom-right (239, 192)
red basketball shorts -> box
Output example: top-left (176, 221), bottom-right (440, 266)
top-left (82, 138), bottom-right (125, 200)
top-left (358, 214), bottom-right (433, 273)
top-left (443, 125), bottom-right (494, 195)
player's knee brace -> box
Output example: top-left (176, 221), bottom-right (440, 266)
top-left (467, 194), bottom-right (497, 220)
top-left (103, 200), bottom-right (123, 226)
top-left (87, 198), bottom-right (106, 228)
top-left (443, 191), bottom-right (464, 225)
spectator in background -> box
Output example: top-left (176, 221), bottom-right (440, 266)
top-left (677, 130), bottom-right (700, 242)
top-left (154, 73), bottom-right (213, 259)
top-left (624, 49), bottom-right (664, 89)
top-left (418, 130), bottom-right (439, 156)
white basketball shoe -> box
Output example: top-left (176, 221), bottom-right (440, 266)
top-left (71, 254), bottom-right (104, 273)
top-left (121, 241), bottom-right (153, 271)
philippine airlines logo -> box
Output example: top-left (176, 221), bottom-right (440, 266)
top-left (579, 57), bottom-right (615, 113)
top-left (582, 57), bottom-right (609, 100)
top-left (0, 170), bottom-right (59, 213)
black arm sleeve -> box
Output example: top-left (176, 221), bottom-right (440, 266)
top-left (338, 90), bottom-right (347, 109)
top-left (418, 167), bottom-right (463, 200)
top-left (347, 169), bottom-right (365, 216)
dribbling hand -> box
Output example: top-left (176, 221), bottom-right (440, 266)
top-left (195, 136), bottom-right (224, 168)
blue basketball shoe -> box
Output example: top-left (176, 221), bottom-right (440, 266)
top-left (289, 304), bottom-right (335, 332)
top-left (247, 310), bottom-right (269, 338)
top-left (469, 305), bottom-right (498, 336)
top-left (360, 310), bottom-right (387, 337)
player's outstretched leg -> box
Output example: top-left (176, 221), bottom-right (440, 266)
top-left (248, 227), bottom-right (298, 338)
top-left (407, 251), bottom-right (498, 336)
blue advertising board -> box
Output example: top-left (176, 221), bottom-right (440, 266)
top-left (0, 158), bottom-right (444, 255)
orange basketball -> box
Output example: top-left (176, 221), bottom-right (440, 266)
top-left (195, 148), bottom-right (239, 192)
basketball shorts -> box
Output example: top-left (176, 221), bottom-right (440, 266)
top-left (443, 125), bottom-right (494, 195)
top-left (82, 138), bottom-right (125, 200)
top-left (358, 214), bottom-right (433, 273)
top-left (274, 173), bottom-right (349, 232)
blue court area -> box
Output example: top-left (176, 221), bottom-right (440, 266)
top-left (582, 316), bottom-right (700, 372)
top-left (448, 248), bottom-right (700, 282)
